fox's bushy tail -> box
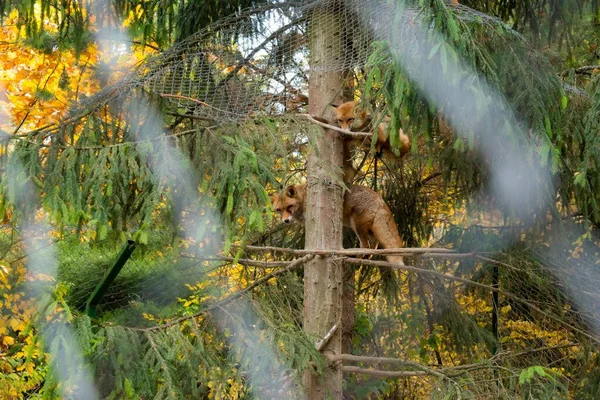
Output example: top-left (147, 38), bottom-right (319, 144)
top-left (371, 208), bottom-right (404, 266)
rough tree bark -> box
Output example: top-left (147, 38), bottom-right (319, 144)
top-left (304, 1), bottom-right (345, 398)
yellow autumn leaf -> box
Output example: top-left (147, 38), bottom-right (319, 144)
top-left (9, 318), bottom-right (26, 332)
top-left (3, 335), bottom-right (15, 346)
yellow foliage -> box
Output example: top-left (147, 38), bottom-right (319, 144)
top-left (0, 256), bottom-right (45, 397)
top-left (0, 9), bottom-right (154, 139)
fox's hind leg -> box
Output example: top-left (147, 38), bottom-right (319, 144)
top-left (350, 217), bottom-right (372, 250)
top-left (371, 211), bottom-right (404, 266)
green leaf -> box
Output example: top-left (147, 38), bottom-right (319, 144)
top-left (519, 366), bottom-right (535, 384)
top-left (135, 230), bottom-right (149, 245)
top-left (540, 141), bottom-right (550, 167)
top-left (453, 138), bottom-right (465, 152)
top-left (365, 67), bottom-right (381, 99)
top-left (440, 44), bottom-right (448, 74)
top-left (225, 191), bottom-right (234, 215)
top-left (97, 224), bottom-right (108, 241)
top-left (574, 171), bottom-right (587, 187)
top-left (544, 117), bottom-right (552, 139)
top-left (248, 209), bottom-right (260, 229)
top-left (467, 131), bottom-right (475, 151)
top-left (561, 95), bottom-right (568, 110)
top-left (428, 42), bottom-right (442, 59)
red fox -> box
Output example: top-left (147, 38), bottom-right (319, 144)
top-left (270, 184), bottom-right (404, 265)
top-left (332, 101), bottom-right (411, 183)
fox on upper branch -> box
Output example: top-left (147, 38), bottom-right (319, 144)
top-left (270, 184), bottom-right (404, 265)
top-left (332, 101), bottom-right (411, 183)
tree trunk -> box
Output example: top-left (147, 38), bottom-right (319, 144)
top-left (342, 263), bottom-right (355, 354)
top-left (304, 1), bottom-right (345, 398)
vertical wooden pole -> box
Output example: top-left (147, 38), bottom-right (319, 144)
top-left (304, 1), bottom-right (345, 398)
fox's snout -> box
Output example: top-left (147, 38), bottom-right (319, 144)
top-left (283, 216), bottom-right (292, 223)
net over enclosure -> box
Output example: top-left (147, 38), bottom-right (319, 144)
top-left (4, 0), bottom-right (600, 398)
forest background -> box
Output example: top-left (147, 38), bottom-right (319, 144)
top-left (2, 0), bottom-right (600, 398)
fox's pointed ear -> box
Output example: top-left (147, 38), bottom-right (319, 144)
top-left (285, 185), bottom-right (297, 198)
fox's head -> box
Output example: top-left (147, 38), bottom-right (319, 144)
top-left (270, 184), bottom-right (306, 224)
top-left (332, 101), bottom-right (368, 130)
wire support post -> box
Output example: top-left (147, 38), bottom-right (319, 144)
top-left (86, 240), bottom-right (138, 318)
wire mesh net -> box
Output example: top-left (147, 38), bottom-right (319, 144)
top-left (64, 0), bottom-right (501, 124)
top-left (3, 0), bottom-right (600, 397)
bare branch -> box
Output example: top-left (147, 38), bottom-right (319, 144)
top-left (342, 366), bottom-right (427, 377)
top-left (298, 113), bottom-right (372, 138)
top-left (315, 322), bottom-right (339, 352)
top-left (232, 244), bottom-right (454, 256)
top-left (181, 254), bottom-right (293, 268)
top-left (332, 354), bottom-right (461, 395)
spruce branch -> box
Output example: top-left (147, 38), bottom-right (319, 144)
top-left (124, 253), bottom-right (314, 332)
top-left (561, 65), bottom-right (600, 77)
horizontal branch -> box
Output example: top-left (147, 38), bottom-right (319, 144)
top-left (330, 354), bottom-right (447, 380)
top-left (181, 254), bottom-right (292, 268)
top-left (297, 114), bottom-right (372, 138)
top-left (232, 244), bottom-right (454, 256)
top-left (166, 112), bottom-right (217, 123)
top-left (329, 353), bottom-right (432, 366)
top-left (333, 353), bottom-right (460, 392)
top-left (561, 65), bottom-right (600, 77)
top-left (342, 366), bottom-right (427, 377)
top-left (7, 128), bottom-right (207, 150)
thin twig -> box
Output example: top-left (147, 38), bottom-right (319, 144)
top-left (180, 254), bottom-right (293, 268)
top-left (160, 93), bottom-right (210, 106)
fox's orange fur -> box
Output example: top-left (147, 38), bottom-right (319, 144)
top-left (271, 184), bottom-right (404, 265)
top-left (332, 101), bottom-right (411, 183)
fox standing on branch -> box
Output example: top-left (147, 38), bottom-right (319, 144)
top-left (332, 101), bottom-right (411, 183)
top-left (271, 184), bottom-right (405, 265)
